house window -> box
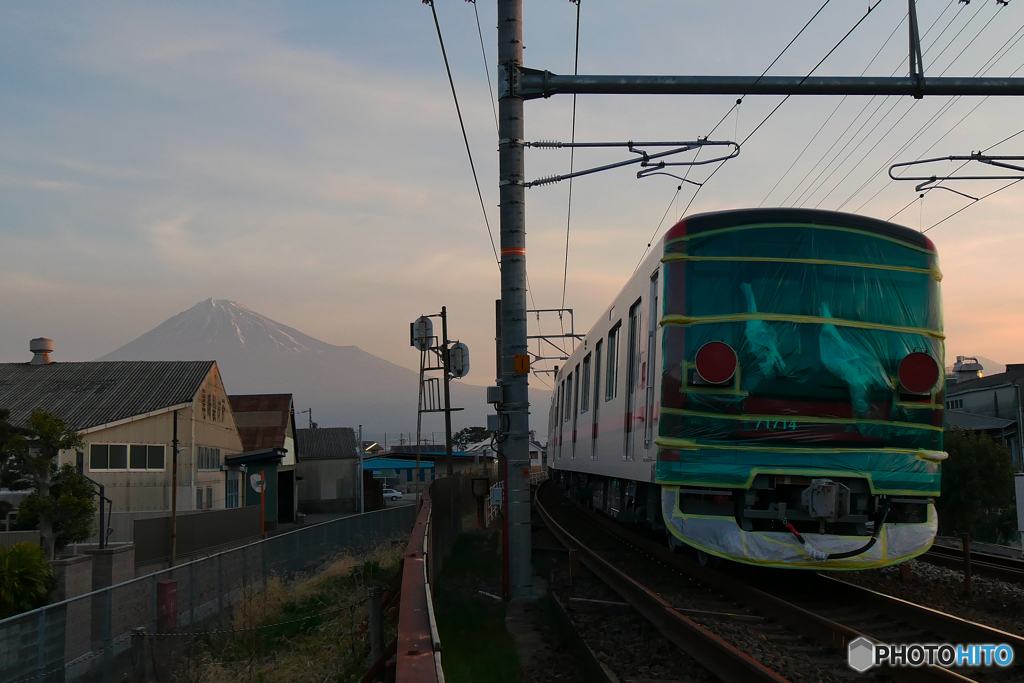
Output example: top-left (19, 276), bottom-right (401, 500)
top-left (206, 487), bottom-right (213, 509)
top-left (198, 446), bottom-right (221, 471)
top-left (195, 488), bottom-right (203, 510)
top-left (226, 476), bottom-right (240, 508)
top-left (946, 398), bottom-right (963, 409)
top-left (606, 322), bottom-right (621, 401)
top-left (90, 443), bottom-right (165, 471)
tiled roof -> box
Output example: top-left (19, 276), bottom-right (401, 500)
top-left (296, 427), bottom-right (357, 459)
top-left (228, 394), bottom-right (293, 452)
top-left (0, 361), bottom-right (213, 431)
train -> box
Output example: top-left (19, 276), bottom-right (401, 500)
top-left (548, 207), bottom-right (945, 569)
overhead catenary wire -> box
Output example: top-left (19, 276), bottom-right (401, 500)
top-left (922, 178), bottom-right (1023, 233)
top-left (634, 0), bottom-right (846, 263)
top-left (823, 0), bottom-right (1003, 210)
top-left (559, 0), bottom-right (582, 330)
top-left (783, 0), bottom-right (964, 207)
top-left (426, 0), bottom-right (500, 269)
top-left (851, 24), bottom-right (1024, 213)
top-left (760, 10), bottom-right (909, 207)
top-left (469, 0), bottom-right (500, 137)
top-left (684, 1), bottom-right (883, 219)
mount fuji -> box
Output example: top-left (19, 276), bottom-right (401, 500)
top-left (99, 299), bottom-right (550, 436)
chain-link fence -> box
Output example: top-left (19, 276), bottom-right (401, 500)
top-left (0, 505), bottom-right (417, 683)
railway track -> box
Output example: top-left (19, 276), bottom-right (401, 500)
top-left (918, 544), bottom-right (1024, 586)
top-left (536, 481), bottom-right (1024, 683)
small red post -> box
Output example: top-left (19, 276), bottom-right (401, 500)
top-left (157, 579), bottom-right (177, 633)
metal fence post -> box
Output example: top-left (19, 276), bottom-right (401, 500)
top-left (189, 562), bottom-right (196, 627)
top-left (367, 587), bottom-right (383, 681)
top-left (217, 553), bottom-right (224, 613)
top-left (151, 574), bottom-right (159, 634)
top-left (35, 609), bottom-right (46, 679)
top-left (101, 589), bottom-right (113, 681)
top-left (131, 628), bottom-right (146, 683)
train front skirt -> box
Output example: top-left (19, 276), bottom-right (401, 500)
top-left (662, 486), bottom-right (936, 570)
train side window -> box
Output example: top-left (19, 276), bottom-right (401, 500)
top-left (581, 353), bottom-right (592, 413)
top-left (606, 322), bottom-right (621, 401)
top-left (564, 372), bottom-right (573, 422)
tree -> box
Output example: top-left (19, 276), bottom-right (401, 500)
top-left (8, 409), bottom-right (94, 559)
top-left (0, 409), bottom-right (29, 492)
top-left (453, 426), bottom-right (491, 449)
top-left (937, 428), bottom-right (1018, 544)
top-left (0, 542), bottom-right (54, 618)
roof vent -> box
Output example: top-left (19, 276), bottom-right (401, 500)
top-left (30, 338), bottom-right (54, 365)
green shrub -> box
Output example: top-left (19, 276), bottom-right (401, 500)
top-left (0, 542), bottom-right (54, 618)
top-left (938, 428), bottom-right (1018, 544)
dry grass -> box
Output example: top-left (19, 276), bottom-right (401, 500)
top-left (170, 540), bottom-right (406, 683)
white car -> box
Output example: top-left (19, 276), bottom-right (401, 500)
top-left (383, 488), bottom-right (403, 502)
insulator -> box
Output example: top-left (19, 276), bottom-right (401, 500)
top-left (531, 175), bottom-right (562, 186)
top-left (529, 140), bottom-right (562, 149)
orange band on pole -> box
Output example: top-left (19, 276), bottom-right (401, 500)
top-left (501, 247), bottom-right (526, 257)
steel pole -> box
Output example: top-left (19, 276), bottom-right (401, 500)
top-left (359, 424), bottom-right (364, 514)
top-left (441, 307), bottom-right (454, 478)
top-left (170, 410), bottom-right (178, 566)
top-left (498, 0), bottom-right (532, 599)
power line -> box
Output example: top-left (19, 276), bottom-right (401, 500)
top-left (783, 0), bottom-right (963, 207)
top-left (469, 0), bottom-right (500, 137)
top-left (759, 10), bottom-right (908, 207)
top-left (922, 178), bottom-right (1023, 233)
top-left (709, 1), bottom-right (885, 209)
top-left (636, 0), bottom-right (855, 256)
top-left (822, 0), bottom-right (1001, 209)
top-left (559, 0), bottom-right (582, 321)
top-left (426, 0), bottom-right (500, 268)
top-left (846, 13), bottom-right (1024, 213)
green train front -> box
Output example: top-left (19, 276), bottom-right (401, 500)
top-left (657, 208), bottom-right (944, 569)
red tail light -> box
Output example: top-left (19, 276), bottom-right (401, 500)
top-left (695, 341), bottom-right (737, 384)
top-left (898, 352), bottom-right (939, 394)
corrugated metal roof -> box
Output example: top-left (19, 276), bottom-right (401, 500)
top-left (228, 394), bottom-right (293, 452)
top-left (296, 427), bottom-right (357, 459)
top-left (0, 361), bottom-right (214, 430)
top-left (945, 410), bottom-right (1016, 431)
top-left (947, 364), bottom-right (1024, 394)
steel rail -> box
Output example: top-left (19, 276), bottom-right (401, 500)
top-left (542, 484), bottom-right (972, 683)
top-left (534, 483), bottom-right (788, 683)
top-left (919, 545), bottom-right (1024, 586)
top-left (811, 574), bottom-right (1024, 661)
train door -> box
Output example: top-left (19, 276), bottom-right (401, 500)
top-left (571, 363), bottom-right (580, 459)
top-left (557, 378), bottom-right (565, 460)
top-left (643, 271), bottom-right (659, 460)
top-left (624, 298), bottom-right (642, 461)
top-left (592, 339), bottom-right (602, 459)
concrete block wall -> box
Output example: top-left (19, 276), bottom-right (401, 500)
top-left (84, 544), bottom-right (135, 591)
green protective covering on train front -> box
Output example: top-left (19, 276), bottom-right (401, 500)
top-left (656, 213), bottom-right (944, 495)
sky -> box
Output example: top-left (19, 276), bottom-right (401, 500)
top-left (1, 1), bottom-right (1023, 388)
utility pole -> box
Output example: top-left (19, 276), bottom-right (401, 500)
top-left (441, 307), bottom-right (454, 478)
top-left (497, 0), bottom-right (533, 599)
top-left (170, 410), bottom-right (178, 567)
top-left (359, 424), bottom-right (364, 514)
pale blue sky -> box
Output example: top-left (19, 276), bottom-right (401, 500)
top-left (2, 1), bottom-right (1023, 386)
